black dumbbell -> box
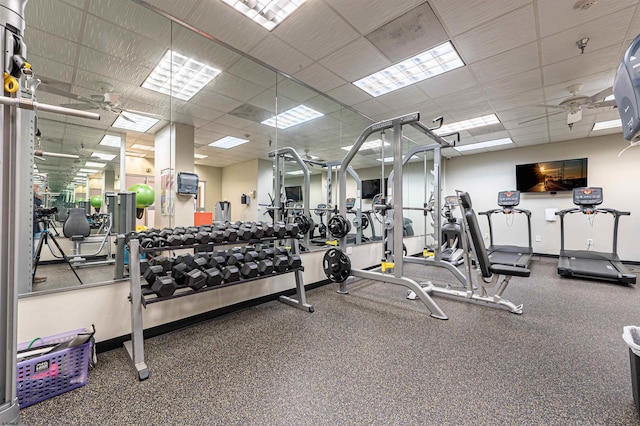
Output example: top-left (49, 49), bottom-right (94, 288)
top-left (246, 222), bottom-right (264, 239)
top-left (159, 228), bottom-right (173, 239)
top-left (227, 252), bottom-right (244, 266)
top-left (143, 265), bottom-right (165, 284)
top-left (222, 265), bottom-right (240, 282)
top-left (151, 276), bottom-right (177, 297)
top-left (193, 257), bottom-right (208, 270)
top-left (199, 225), bottom-right (212, 233)
top-left (274, 247), bottom-right (288, 256)
top-left (195, 231), bottom-right (210, 245)
top-left (244, 250), bottom-right (259, 263)
top-left (185, 269), bottom-right (206, 291)
top-left (273, 255), bottom-right (289, 272)
top-left (237, 228), bottom-right (252, 241)
top-left (258, 259), bottom-right (274, 275)
top-left (175, 253), bottom-right (194, 268)
top-left (208, 255), bottom-right (226, 269)
top-left (288, 254), bottom-right (302, 269)
top-left (154, 237), bottom-right (168, 247)
top-left (285, 223), bottom-right (300, 237)
top-left (258, 248), bottom-right (275, 260)
top-left (172, 263), bottom-right (190, 285)
top-left (240, 262), bottom-right (259, 278)
top-left (173, 227), bottom-right (186, 235)
top-left (167, 234), bottom-right (183, 246)
top-left (210, 230), bottom-right (224, 243)
top-left (140, 237), bottom-right (155, 249)
top-left (182, 233), bottom-right (196, 245)
top-left (150, 255), bottom-right (171, 272)
top-left (203, 267), bottom-right (223, 287)
top-left (273, 222), bottom-right (287, 238)
top-left (140, 259), bottom-right (150, 276)
top-left (186, 226), bottom-right (199, 234)
top-left (262, 223), bottom-right (274, 237)
top-left (223, 228), bottom-right (238, 242)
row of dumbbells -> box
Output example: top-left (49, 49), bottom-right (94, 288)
top-left (129, 221), bottom-right (301, 250)
top-left (140, 246), bottom-right (303, 298)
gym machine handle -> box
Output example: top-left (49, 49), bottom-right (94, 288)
top-left (0, 95), bottom-right (99, 120)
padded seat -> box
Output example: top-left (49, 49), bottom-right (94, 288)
top-left (63, 208), bottom-right (91, 239)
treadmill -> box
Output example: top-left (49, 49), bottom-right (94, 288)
top-left (479, 190), bottom-right (533, 268)
top-left (556, 187), bottom-right (636, 285)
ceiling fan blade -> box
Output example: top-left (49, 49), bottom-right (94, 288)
top-left (35, 156), bottom-right (45, 161)
top-left (588, 100), bottom-right (617, 109)
top-left (588, 87), bottom-right (613, 102)
top-left (61, 103), bottom-right (98, 111)
top-left (119, 112), bottom-right (136, 123)
top-left (517, 110), bottom-right (564, 125)
top-left (532, 103), bottom-right (570, 111)
top-left (122, 108), bottom-right (163, 119)
top-left (38, 84), bottom-right (87, 101)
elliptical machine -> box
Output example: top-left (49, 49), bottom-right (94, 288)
top-left (440, 195), bottom-right (464, 265)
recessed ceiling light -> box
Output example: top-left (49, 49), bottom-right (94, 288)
top-left (220, 0), bottom-right (308, 31)
top-left (126, 152), bottom-right (147, 158)
top-left (353, 41), bottom-right (464, 97)
top-left (75, 173), bottom-right (87, 177)
top-left (79, 168), bottom-right (99, 174)
top-left (99, 135), bottom-right (122, 148)
top-left (592, 119), bottom-right (622, 131)
top-left (341, 139), bottom-right (390, 151)
top-left (142, 50), bottom-right (221, 101)
top-left (130, 143), bottom-right (155, 151)
top-left (605, 94), bottom-right (615, 101)
top-left (209, 136), bottom-right (250, 149)
top-left (286, 170), bottom-right (305, 175)
top-left (194, 154), bottom-right (209, 159)
top-left (453, 137), bottom-right (513, 152)
top-left (91, 152), bottom-right (117, 161)
top-left (375, 157), bottom-right (394, 163)
top-left (112, 113), bottom-right (159, 133)
top-left (85, 161), bottom-right (106, 168)
top-left (261, 105), bottom-right (324, 129)
top-left (435, 114), bottom-right (501, 135)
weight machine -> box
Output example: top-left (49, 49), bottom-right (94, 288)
top-left (0, 1), bottom-right (100, 422)
top-left (323, 112), bottom-right (448, 319)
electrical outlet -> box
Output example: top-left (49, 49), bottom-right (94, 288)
top-left (587, 238), bottom-right (593, 246)
top-left (346, 246), bottom-right (353, 255)
top-left (535, 235), bottom-right (541, 242)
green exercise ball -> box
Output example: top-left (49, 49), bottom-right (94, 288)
top-left (129, 183), bottom-right (155, 208)
top-left (90, 195), bottom-right (103, 209)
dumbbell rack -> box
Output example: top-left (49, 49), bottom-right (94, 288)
top-left (124, 236), bottom-right (313, 381)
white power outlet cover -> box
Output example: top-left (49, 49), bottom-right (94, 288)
top-left (346, 246), bottom-right (352, 255)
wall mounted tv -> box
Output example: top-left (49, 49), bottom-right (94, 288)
top-left (515, 158), bottom-right (587, 193)
top-left (362, 178), bottom-right (388, 199)
top-left (285, 186), bottom-right (303, 202)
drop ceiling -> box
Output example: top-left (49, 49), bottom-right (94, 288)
top-left (25, 0), bottom-right (639, 190)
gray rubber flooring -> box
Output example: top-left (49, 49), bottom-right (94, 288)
top-left (19, 257), bottom-right (640, 425)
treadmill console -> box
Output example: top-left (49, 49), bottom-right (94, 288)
top-left (573, 187), bottom-right (603, 214)
top-left (498, 190), bottom-right (520, 214)
top-left (314, 203), bottom-right (327, 216)
top-left (444, 195), bottom-right (458, 207)
top-left (614, 33), bottom-right (640, 141)
top-left (345, 197), bottom-right (356, 211)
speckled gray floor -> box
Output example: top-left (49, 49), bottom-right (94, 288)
top-left (19, 257), bottom-right (640, 425)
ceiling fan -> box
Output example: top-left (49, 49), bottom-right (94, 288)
top-left (303, 148), bottom-right (325, 164)
top-left (519, 84), bottom-right (616, 128)
top-left (38, 81), bottom-right (160, 123)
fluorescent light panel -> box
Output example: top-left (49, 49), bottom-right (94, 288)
top-left (142, 50), bottom-right (220, 101)
top-left (286, 170), bottom-right (305, 175)
top-left (209, 136), bottom-right (250, 149)
top-left (99, 135), bottom-right (122, 148)
top-left (112, 113), bottom-right (159, 133)
top-left (79, 168), bottom-right (99, 174)
top-left (194, 154), bottom-right (209, 159)
top-left (592, 119), bottom-right (622, 131)
top-left (91, 152), bottom-right (117, 161)
top-left (130, 143), bottom-right (155, 151)
top-left (376, 157), bottom-right (394, 163)
top-left (220, 0), bottom-right (308, 31)
top-left (75, 173), bottom-right (87, 177)
top-left (341, 139), bottom-right (390, 151)
top-left (85, 161), bottom-right (106, 168)
top-left (353, 41), bottom-right (464, 97)
top-left (126, 152), bottom-right (147, 158)
top-left (435, 114), bottom-right (500, 135)
top-left (261, 105), bottom-right (324, 129)
top-left (454, 138), bottom-right (513, 152)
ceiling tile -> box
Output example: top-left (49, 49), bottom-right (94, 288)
top-left (28, 54), bottom-right (75, 85)
top-left (248, 35), bottom-right (313, 76)
top-left (189, 88), bottom-right (245, 114)
top-left (273, 1), bottom-right (359, 61)
top-left (208, 73), bottom-right (267, 103)
top-left (227, 57), bottom-right (277, 89)
top-left (375, 84), bottom-right (431, 112)
top-left (365, 2), bottom-right (448, 63)
top-left (325, 84), bottom-right (372, 107)
top-left (537, 0), bottom-right (638, 38)
top-left (417, 66), bottom-right (479, 99)
top-left (26, 0), bottom-right (83, 42)
top-left (542, 46), bottom-right (620, 86)
top-left (490, 89), bottom-right (544, 112)
top-left (351, 98), bottom-right (392, 120)
top-left (320, 38), bottom-right (392, 82)
top-left (76, 46), bottom-right (151, 84)
top-left (25, 28), bottom-right (78, 68)
top-left (541, 7), bottom-right (634, 66)
top-left (543, 71), bottom-right (613, 103)
top-left (293, 64), bottom-right (346, 93)
top-left (143, 0), bottom-right (201, 21)
top-left (470, 42), bottom-right (539, 84)
top-left (60, 0), bottom-right (86, 8)
top-left (481, 69), bottom-right (541, 100)
top-left (88, 0), bottom-right (172, 43)
top-left (325, 0), bottom-right (423, 35)
top-left (454, 5), bottom-right (536, 64)
top-left (430, 0), bottom-right (532, 36)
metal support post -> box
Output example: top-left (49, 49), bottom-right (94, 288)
top-left (123, 239), bottom-right (149, 381)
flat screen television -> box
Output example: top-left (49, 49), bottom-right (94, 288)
top-left (362, 178), bottom-right (388, 199)
top-left (516, 158), bottom-right (587, 193)
top-left (285, 185), bottom-right (303, 202)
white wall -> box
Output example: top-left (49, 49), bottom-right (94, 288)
top-left (194, 164), bottom-right (222, 213)
top-left (444, 134), bottom-right (640, 261)
top-left (221, 159), bottom-right (259, 222)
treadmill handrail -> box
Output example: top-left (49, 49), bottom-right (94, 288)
top-left (556, 206), bottom-right (630, 254)
top-left (479, 207), bottom-right (533, 250)
top-left (556, 207), bottom-right (630, 217)
top-left (479, 208), bottom-right (531, 217)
